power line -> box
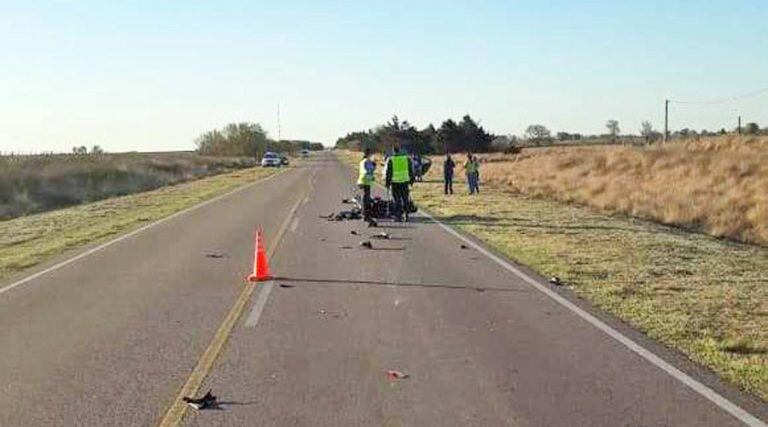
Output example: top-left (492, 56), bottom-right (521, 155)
top-left (669, 87), bottom-right (768, 105)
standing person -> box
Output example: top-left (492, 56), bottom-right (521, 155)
top-left (443, 153), bottom-right (455, 195)
top-left (357, 149), bottom-right (376, 222)
top-left (464, 153), bottom-right (479, 195)
top-left (413, 153), bottom-right (423, 182)
top-left (385, 146), bottom-right (415, 222)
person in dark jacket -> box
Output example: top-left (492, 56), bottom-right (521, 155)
top-left (443, 153), bottom-right (455, 195)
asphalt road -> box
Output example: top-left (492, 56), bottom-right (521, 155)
top-left (0, 152), bottom-right (765, 426)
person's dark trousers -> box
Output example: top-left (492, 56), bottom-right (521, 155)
top-left (391, 183), bottom-right (410, 221)
top-left (444, 174), bottom-right (453, 194)
top-left (358, 184), bottom-right (372, 221)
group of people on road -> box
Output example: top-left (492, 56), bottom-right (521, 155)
top-left (356, 148), bottom-right (481, 223)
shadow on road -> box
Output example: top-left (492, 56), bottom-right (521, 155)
top-left (272, 276), bottom-right (531, 294)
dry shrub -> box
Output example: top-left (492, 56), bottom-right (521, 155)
top-left (433, 136), bottom-right (768, 246)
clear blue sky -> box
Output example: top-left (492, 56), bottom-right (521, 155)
top-left (1, 0), bottom-right (766, 152)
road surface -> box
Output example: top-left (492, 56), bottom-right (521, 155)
top-left (0, 152), bottom-right (765, 426)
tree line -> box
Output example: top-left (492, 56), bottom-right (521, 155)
top-left (336, 115), bottom-right (767, 153)
top-left (195, 122), bottom-right (322, 157)
top-left (335, 115), bottom-right (493, 154)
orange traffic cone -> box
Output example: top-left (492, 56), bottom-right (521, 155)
top-left (247, 227), bottom-right (271, 282)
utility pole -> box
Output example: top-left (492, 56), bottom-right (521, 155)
top-left (277, 103), bottom-right (282, 142)
top-left (737, 115), bottom-right (741, 135)
top-left (663, 99), bottom-right (669, 143)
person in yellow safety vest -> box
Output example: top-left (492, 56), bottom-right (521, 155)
top-left (385, 146), bottom-right (415, 222)
top-left (357, 149), bottom-right (376, 222)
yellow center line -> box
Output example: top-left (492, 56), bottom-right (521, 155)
top-left (157, 168), bottom-right (311, 427)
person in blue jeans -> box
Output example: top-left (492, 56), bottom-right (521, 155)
top-left (464, 153), bottom-right (480, 194)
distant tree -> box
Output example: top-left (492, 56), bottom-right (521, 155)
top-left (195, 122), bottom-right (269, 158)
top-left (72, 146), bottom-right (88, 155)
top-left (437, 119), bottom-right (461, 153)
top-left (491, 135), bottom-right (512, 151)
top-left (524, 125), bottom-right (551, 145)
top-left (91, 145), bottom-right (104, 154)
top-left (640, 121), bottom-right (658, 143)
top-left (556, 132), bottom-right (572, 141)
top-left (744, 122), bottom-right (759, 135)
top-left (606, 120), bottom-right (620, 139)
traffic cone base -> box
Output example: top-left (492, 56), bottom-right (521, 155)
top-left (247, 228), bottom-right (272, 282)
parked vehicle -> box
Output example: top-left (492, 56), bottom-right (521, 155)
top-left (261, 152), bottom-right (282, 167)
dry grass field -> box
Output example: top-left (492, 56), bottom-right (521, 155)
top-left (0, 152), bottom-right (256, 219)
top-left (460, 136), bottom-right (768, 246)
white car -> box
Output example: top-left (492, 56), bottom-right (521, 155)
top-left (261, 152), bottom-right (282, 167)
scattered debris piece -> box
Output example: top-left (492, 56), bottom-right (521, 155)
top-left (340, 245), bottom-right (353, 249)
top-left (342, 198), bottom-right (355, 204)
top-left (549, 277), bottom-right (562, 286)
top-left (475, 288), bottom-right (486, 293)
top-left (367, 219), bottom-right (378, 228)
top-left (204, 252), bottom-right (226, 259)
top-left (332, 210), bottom-right (362, 221)
top-left (138, 217), bottom-right (151, 222)
top-left (359, 241), bottom-right (373, 249)
top-left (279, 284), bottom-right (295, 289)
top-left (350, 230), bottom-right (358, 235)
top-left (319, 213), bottom-right (334, 219)
top-left (371, 232), bottom-right (390, 239)
top-left (460, 244), bottom-right (469, 250)
top-left (320, 238), bottom-right (327, 242)
top-left (318, 309), bottom-right (327, 315)
top-left (386, 370), bottom-right (409, 380)
top-left (183, 389), bottom-right (217, 410)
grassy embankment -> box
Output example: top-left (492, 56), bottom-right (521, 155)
top-left (336, 140), bottom-right (768, 401)
top-left (0, 166), bottom-right (280, 284)
top-left (0, 152), bottom-right (255, 219)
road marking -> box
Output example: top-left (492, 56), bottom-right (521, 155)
top-left (157, 170), bottom-right (310, 427)
top-left (419, 210), bottom-right (767, 427)
top-left (245, 280), bottom-right (275, 327)
top-left (0, 168), bottom-right (289, 297)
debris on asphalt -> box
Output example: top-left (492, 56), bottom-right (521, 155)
top-left (359, 241), bottom-right (373, 249)
top-left (340, 245), bottom-right (353, 249)
top-left (183, 389), bottom-right (217, 410)
top-left (350, 230), bottom-right (358, 235)
top-left (279, 284), bottom-right (295, 289)
top-left (319, 213), bottom-right (334, 219)
top-left (475, 287), bottom-right (486, 293)
top-left (386, 370), bottom-right (409, 380)
top-left (460, 244), bottom-right (469, 250)
top-left (549, 277), bottom-right (562, 286)
top-left (204, 252), bottom-right (226, 259)
top-left (371, 232), bottom-right (390, 239)
top-left (330, 210), bottom-right (362, 221)
top-left (320, 238), bottom-right (327, 242)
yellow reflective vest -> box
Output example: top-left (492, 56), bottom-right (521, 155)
top-left (391, 155), bottom-right (410, 183)
top-left (357, 158), bottom-right (375, 185)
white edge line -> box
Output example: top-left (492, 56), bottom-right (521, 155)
top-left (0, 169), bottom-right (287, 297)
top-left (419, 210), bottom-right (766, 427)
top-left (245, 280), bottom-right (275, 327)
